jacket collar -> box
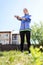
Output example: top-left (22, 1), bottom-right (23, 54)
top-left (25, 14), bottom-right (29, 16)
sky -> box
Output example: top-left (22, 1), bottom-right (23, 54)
top-left (0, 0), bottom-right (43, 31)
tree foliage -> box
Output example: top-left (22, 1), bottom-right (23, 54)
top-left (31, 22), bottom-right (43, 45)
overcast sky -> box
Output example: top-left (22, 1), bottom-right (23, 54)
top-left (0, 0), bottom-right (43, 31)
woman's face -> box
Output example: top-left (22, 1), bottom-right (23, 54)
top-left (23, 9), bottom-right (28, 14)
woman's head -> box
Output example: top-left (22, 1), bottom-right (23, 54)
top-left (23, 8), bottom-right (29, 14)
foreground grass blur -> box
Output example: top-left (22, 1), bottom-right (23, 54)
top-left (0, 46), bottom-right (43, 65)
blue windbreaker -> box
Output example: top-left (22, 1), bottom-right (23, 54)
top-left (20, 14), bottom-right (31, 31)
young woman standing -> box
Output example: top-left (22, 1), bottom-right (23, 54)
top-left (14, 8), bottom-right (31, 53)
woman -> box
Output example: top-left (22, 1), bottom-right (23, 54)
top-left (14, 8), bottom-right (31, 53)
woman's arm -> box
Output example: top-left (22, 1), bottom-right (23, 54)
top-left (14, 15), bottom-right (31, 22)
top-left (14, 15), bottom-right (26, 21)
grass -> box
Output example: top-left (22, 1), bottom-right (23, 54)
top-left (0, 46), bottom-right (43, 65)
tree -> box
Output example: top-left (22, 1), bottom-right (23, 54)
top-left (31, 22), bottom-right (43, 46)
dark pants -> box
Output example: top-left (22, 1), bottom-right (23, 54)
top-left (20, 31), bottom-right (31, 52)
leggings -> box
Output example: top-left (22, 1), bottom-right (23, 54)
top-left (20, 31), bottom-right (31, 51)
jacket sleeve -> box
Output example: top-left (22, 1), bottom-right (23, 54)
top-left (25, 15), bottom-right (31, 22)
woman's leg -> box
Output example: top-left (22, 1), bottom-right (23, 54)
top-left (26, 31), bottom-right (31, 53)
top-left (20, 31), bottom-right (25, 51)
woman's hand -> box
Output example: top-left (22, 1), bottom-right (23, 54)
top-left (14, 15), bottom-right (19, 18)
top-left (14, 15), bottom-right (26, 20)
top-left (14, 15), bottom-right (22, 20)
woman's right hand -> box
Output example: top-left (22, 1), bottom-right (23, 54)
top-left (14, 15), bottom-right (19, 18)
top-left (14, 15), bottom-right (22, 20)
